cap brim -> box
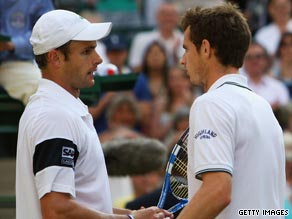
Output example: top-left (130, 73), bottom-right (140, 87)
top-left (73, 22), bottom-right (112, 41)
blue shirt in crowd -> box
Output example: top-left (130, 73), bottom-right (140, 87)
top-left (133, 72), bottom-right (152, 101)
top-left (0, 0), bottom-right (54, 62)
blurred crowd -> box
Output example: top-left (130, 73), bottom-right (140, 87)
top-left (3, 0), bottom-right (292, 216)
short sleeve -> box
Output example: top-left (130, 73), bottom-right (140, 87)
top-left (31, 110), bottom-right (81, 198)
top-left (189, 97), bottom-right (235, 180)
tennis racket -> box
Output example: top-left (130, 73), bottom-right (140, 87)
top-left (157, 127), bottom-right (189, 213)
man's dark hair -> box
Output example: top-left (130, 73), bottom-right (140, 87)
top-left (181, 2), bottom-right (251, 68)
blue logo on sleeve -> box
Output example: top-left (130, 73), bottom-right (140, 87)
top-left (195, 129), bottom-right (217, 140)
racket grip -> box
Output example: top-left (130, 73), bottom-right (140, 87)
top-left (168, 200), bottom-right (188, 213)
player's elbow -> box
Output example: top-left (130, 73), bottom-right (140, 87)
top-left (215, 179), bottom-right (232, 209)
top-left (218, 182), bottom-right (232, 210)
top-left (220, 191), bottom-right (231, 209)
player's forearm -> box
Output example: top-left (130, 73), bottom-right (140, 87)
top-left (42, 198), bottom-right (133, 219)
top-left (177, 183), bottom-right (231, 219)
top-left (113, 207), bottom-right (132, 215)
top-left (41, 192), bottom-right (172, 219)
top-left (177, 172), bottom-right (232, 219)
top-left (41, 192), bottom-right (113, 219)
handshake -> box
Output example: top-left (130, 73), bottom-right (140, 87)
top-left (126, 206), bottom-right (173, 219)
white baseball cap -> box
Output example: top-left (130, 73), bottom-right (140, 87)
top-left (30, 9), bottom-right (112, 55)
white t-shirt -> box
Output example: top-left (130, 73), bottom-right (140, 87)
top-left (240, 68), bottom-right (290, 107)
top-left (16, 79), bottom-right (112, 219)
top-left (254, 20), bottom-right (292, 55)
top-left (248, 75), bottom-right (290, 106)
top-left (188, 74), bottom-right (285, 219)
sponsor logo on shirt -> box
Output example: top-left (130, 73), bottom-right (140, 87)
top-left (195, 129), bottom-right (217, 140)
top-left (61, 146), bottom-right (75, 167)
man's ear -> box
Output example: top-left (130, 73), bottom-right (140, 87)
top-left (201, 39), bottom-right (212, 59)
top-left (47, 50), bottom-right (62, 66)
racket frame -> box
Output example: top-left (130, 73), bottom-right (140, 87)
top-left (157, 128), bottom-right (189, 213)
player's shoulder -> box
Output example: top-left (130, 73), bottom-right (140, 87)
top-left (193, 93), bottom-right (220, 113)
top-left (195, 89), bottom-right (224, 104)
top-left (26, 97), bottom-right (76, 124)
top-left (193, 89), bottom-right (236, 115)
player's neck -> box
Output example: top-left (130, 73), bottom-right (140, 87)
top-left (204, 65), bottom-right (238, 92)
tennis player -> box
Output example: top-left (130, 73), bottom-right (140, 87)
top-left (15, 9), bottom-right (173, 219)
top-left (178, 3), bottom-right (286, 219)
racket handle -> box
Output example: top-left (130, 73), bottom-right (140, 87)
top-left (168, 200), bottom-right (188, 213)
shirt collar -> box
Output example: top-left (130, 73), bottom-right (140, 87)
top-left (208, 73), bottom-right (249, 92)
top-left (38, 79), bottom-right (89, 117)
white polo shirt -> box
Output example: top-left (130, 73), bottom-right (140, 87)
top-left (188, 74), bottom-right (285, 219)
top-left (16, 79), bottom-right (112, 219)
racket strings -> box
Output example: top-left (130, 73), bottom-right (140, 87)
top-left (170, 142), bottom-right (188, 199)
top-left (173, 144), bottom-right (188, 174)
top-left (170, 175), bottom-right (188, 198)
top-left (173, 155), bottom-right (187, 175)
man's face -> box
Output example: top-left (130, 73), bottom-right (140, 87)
top-left (181, 27), bottom-right (207, 87)
top-left (146, 44), bottom-right (167, 71)
top-left (61, 41), bottom-right (102, 92)
top-left (279, 35), bottom-right (292, 62)
top-left (157, 4), bottom-right (179, 31)
top-left (243, 44), bottom-right (267, 77)
top-left (106, 50), bottom-right (128, 69)
top-left (269, 0), bottom-right (292, 22)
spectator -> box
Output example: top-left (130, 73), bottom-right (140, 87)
top-left (98, 93), bottom-right (142, 143)
top-left (149, 65), bottom-right (195, 140)
top-left (102, 137), bottom-right (167, 211)
top-left (274, 101), bottom-right (292, 131)
top-left (142, 0), bottom-right (164, 27)
top-left (135, 41), bottom-right (169, 99)
top-left (273, 32), bottom-right (292, 96)
top-left (114, 170), bottom-right (164, 208)
top-left (128, 2), bottom-right (184, 72)
top-left (103, 34), bottom-right (132, 74)
top-left (165, 65), bottom-right (195, 114)
top-left (133, 41), bottom-right (169, 136)
top-left (163, 106), bottom-right (190, 152)
top-left (254, 0), bottom-right (292, 56)
top-left (241, 41), bottom-right (290, 111)
top-left (242, 0), bottom-right (269, 35)
top-left (0, 0), bottom-right (54, 105)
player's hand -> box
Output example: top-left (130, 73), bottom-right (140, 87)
top-left (132, 206), bottom-right (174, 219)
